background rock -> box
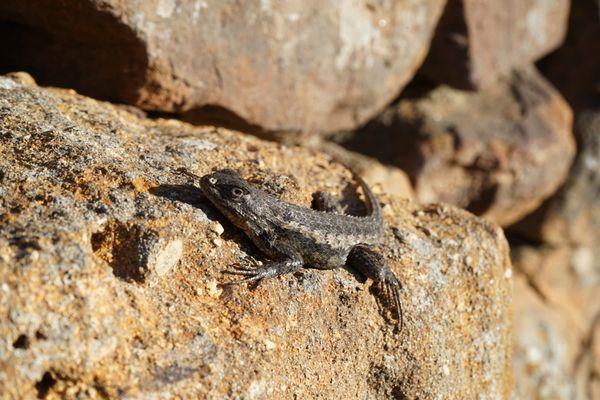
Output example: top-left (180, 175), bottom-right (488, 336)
top-left (0, 0), bottom-right (446, 134)
top-left (511, 244), bottom-right (600, 399)
top-left (0, 75), bottom-right (512, 398)
top-left (422, 0), bottom-right (570, 89)
top-left (511, 110), bottom-right (600, 246)
top-left (334, 66), bottom-right (575, 227)
top-left (511, 276), bottom-right (580, 399)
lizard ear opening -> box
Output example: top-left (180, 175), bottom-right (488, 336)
top-left (228, 185), bottom-right (249, 200)
top-left (231, 187), bottom-right (244, 197)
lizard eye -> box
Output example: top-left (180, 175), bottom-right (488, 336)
top-left (208, 177), bottom-right (217, 185)
top-left (230, 187), bottom-right (245, 198)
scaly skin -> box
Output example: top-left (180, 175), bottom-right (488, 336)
top-left (198, 169), bottom-right (403, 330)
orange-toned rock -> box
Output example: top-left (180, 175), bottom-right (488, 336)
top-left (0, 74), bottom-right (512, 399)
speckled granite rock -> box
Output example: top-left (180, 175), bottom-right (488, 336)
top-left (0, 74), bottom-right (512, 399)
top-left (422, 0), bottom-right (570, 89)
top-left (0, 0), bottom-right (446, 134)
top-left (337, 66), bottom-right (575, 227)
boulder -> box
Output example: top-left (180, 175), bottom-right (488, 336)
top-left (336, 66), bottom-right (575, 227)
top-left (421, 0), bottom-right (570, 89)
top-left (511, 244), bottom-right (600, 399)
top-left (0, 0), bottom-right (446, 134)
top-left (0, 74), bottom-right (512, 399)
top-left (511, 110), bottom-right (600, 246)
top-left (511, 276), bottom-right (580, 399)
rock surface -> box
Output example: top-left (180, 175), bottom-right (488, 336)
top-left (422, 0), bottom-right (570, 89)
top-left (511, 110), bottom-right (600, 246)
top-left (0, 0), bottom-right (446, 134)
top-left (511, 244), bottom-right (600, 399)
top-left (336, 66), bottom-right (575, 227)
top-left (0, 74), bottom-right (512, 399)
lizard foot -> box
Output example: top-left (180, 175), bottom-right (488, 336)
top-left (373, 273), bottom-right (403, 333)
top-left (222, 256), bottom-right (304, 286)
top-left (222, 265), bottom-right (279, 285)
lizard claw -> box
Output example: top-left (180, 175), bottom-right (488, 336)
top-left (221, 266), bottom-right (277, 286)
top-left (376, 275), bottom-right (403, 333)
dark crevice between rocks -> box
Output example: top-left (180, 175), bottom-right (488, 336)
top-left (536, 0), bottom-right (600, 113)
top-left (35, 371), bottom-right (56, 399)
top-left (330, 114), bottom-right (425, 183)
top-left (507, 232), bottom-right (551, 305)
top-left (505, 231), bottom-right (545, 248)
top-left (0, 0), bottom-right (148, 105)
top-left (465, 182), bottom-right (499, 216)
top-left (91, 222), bottom-right (150, 283)
top-left (149, 105), bottom-right (274, 140)
top-left (418, 0), bottom-right (473, 90)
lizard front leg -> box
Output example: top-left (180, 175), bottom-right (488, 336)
top-left (223, 252), bottom-right (304, 285)
top-left (346, 244), bottom-right (403, 332)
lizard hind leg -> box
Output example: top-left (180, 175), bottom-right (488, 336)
top-left (347, 244), bottom-right (404, 332)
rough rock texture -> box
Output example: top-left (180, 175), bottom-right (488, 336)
top-left (336, 66), bottom-right (575, 227)
top-left (0, 0), bottom-right (446, 134)
top-left (0, 74), bottom-right (513, 399)
top-left (511, 110), bottom-right (600, 246)
top-left (422, 0), bottom-right (570, 89)
top-left (511, 245), bottom-right (600, 399)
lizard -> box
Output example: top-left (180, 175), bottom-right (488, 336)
top-left (197, 168), bottom-right (403, 331)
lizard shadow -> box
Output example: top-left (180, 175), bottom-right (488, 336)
top-left (149, 184), bottom-right (213, 215)
top-left (149, 183), bottom-right (267, 255)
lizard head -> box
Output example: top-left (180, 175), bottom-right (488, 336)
top-left (200, 169), bottom-right (258, 223)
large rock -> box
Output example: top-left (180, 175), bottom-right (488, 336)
top-left (518, 1), bottom-right (600, 246)
top-left (337, 66), bottom-right (575, 227)
top-left (511, 244), bottom-right (600, 399)
top-left (511, 276), bottom-right (580, 399)
top-left (511, 110), bottom-right (600, 246)
top-left (0, 0), bottom-right (446, 134)
top-left (422, 0), bottom-right (570, 89)
top-left (0, 74), bottom-right (512, 399)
